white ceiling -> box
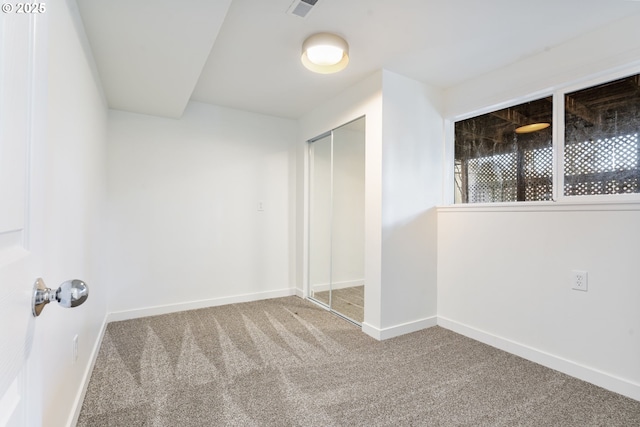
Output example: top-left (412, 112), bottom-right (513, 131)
top-left (77, 0), bottom-right (640, 119)
top-left (77, 0), bottom-right (233, 118)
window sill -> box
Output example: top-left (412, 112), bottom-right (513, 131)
top-left (437, 197), bottom-right (640, 213)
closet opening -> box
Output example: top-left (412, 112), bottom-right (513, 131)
top-left (307, 116), bottom-right (365, 325)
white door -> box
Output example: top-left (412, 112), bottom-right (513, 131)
top-left (0, 8), bottom-right (47, 427)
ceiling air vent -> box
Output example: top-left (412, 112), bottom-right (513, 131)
top-left (287, 0), bottom-right (318, 18)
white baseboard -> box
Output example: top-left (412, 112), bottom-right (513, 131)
top-left (294, 287), bottom-right (304, 298)
top-left (363, 316), bottom-right (437, 341)
top-left (67, 313), bottom-right (109, 427)
top-left (437, 316), bottom-right (640, 402)
top-left (107, 288), bottom-right (297, 323)
top-left (311, 279), bottom-right (364, 293)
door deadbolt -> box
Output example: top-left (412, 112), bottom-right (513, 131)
top-left (32, 278), bottom-right (89, 317)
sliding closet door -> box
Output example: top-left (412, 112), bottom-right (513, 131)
top-left (330, 119), bottom-right (365, 323)
top-left (308, 117), bottom-right (365, 324)
top-left (309, 133), bottom-right (332, 308)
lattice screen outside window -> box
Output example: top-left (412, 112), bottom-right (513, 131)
top-left (466, 153), bottom-right (517, 203)
top-left (563, 74), bottom-right (640, 197)
top-left (564, 134), bottom-right (639, 195)
top-left (524, 146), bottom-right (553, 201)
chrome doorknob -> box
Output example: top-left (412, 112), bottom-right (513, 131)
top-left (32, 278), bottom-right (89, 317)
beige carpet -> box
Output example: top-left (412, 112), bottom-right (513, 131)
top-left (77, 296), bottom-right (640, 426)
top-left (313, 285), bottom-right (364, 323)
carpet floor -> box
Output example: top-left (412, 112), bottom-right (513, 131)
top-left (77, 296), bottom-right (640, 426)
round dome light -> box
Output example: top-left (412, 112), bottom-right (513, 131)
top-left (515, 123), bottom-right (551, 134)
top-left (301, 33), bottom-right (349, 74)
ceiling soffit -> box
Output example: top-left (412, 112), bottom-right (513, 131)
top-left (77, 0), bottom-right (232, 118)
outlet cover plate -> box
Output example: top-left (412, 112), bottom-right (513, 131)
top-left (571, 270), bottom-right (588, 292)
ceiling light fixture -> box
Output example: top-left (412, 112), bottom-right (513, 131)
top-left (515, 122), bottom-right (551, 134)
top-left (301, 32), bottom-right (349, 74)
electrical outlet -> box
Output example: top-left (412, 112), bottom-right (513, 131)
top-left (571, 270), bottom-right (588, 292)
top-left (72, 335), bottom-right (78, 364)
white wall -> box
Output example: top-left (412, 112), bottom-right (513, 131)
top-left (299, 70), bottom-right (444, 338)
top-left (380, 71), bottom-right (444, 333)
top-left (106, 102), bottom-right (297, 316)
top-left (438, 207), bottom-right (640, 398)
top-left (40, 1), bottom-right (108, 425)
top-left (445, 14), bottom-right (640, 118)
top-left (298, 71), bottom-right (384, 330)
top-left (438, 15), bottom-right (640, 400)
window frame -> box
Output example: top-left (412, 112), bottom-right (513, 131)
top-left (446, 63), bottom-right (640, 208)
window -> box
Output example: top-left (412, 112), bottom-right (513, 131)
top-left (454, 72), bottom-right (640, 203)
top-left (564, 74), bottom-right (640, 196)
top-left (454, 98), bottom-right (553, 203)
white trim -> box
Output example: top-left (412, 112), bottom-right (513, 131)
top-left (553, 65), bottom-right (640, 205)
top-left (437, 199), bottom-right (640, 213)
top-left (294, 287), bottom-right (304, 298)
top-left (304, 138), bottom-right (313, 300)
top-left (66, 313), bottom-right (109, 427)
top-left (437, 317), bottom-right (640, 402)
top-left (552, 91), bottom-right (563, 202)
top-left (448, 89), bottom-right (555, 123)
top-left (443, 118), bottom-right (455, 205)
top-left (559, 62), bottom-right (640, 100)
top-left (310, 279), bottom-right (364, 293)
top-left (107, 288), bottom-right (297, 322)
top-left (362, 316), bottom-right (437, 341)
top-left (305, 296), bottom-right (331, 312)
top-left (361, 322), bottom-right (380, 339)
